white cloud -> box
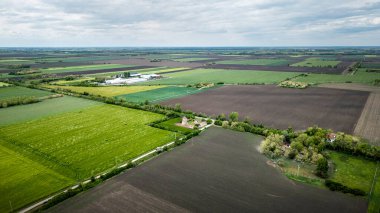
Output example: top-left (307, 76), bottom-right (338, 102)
top-left (0, 0), bottom-right (379, 46)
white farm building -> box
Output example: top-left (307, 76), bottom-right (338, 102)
top-left (104, 74), bottom-right (161, 85)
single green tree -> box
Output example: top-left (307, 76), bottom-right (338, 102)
top-left (229, 112), bottom-right (239, 122)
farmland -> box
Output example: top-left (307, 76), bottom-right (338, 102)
top-left (217, 59), bottom-right (289, 66)
top-left (0, 143), bottom-right (74, 213)
top-left (173, 57), bottom-right (216, 62)
top-left (328, 152), bottom-right (380, 212)
top-left (0, 47), bottom-right (379, 212)
top-left (0, 105), bottom-right (175, 179)
top-left (0, 86), bottom-right (52, 100)
top-left (0, 104), bottom-right (175, 210)
top-left (45, 85), bottom-right (165, 97)
top-left (291, 58), bottom-right (341, 67)
top-left (117, 86), bottom-right (207, 103)
top-left (161, 85), bottom-right (369, 133)
top-left (48, 127), bottom-right (367, 213)
top-left (354, 92), bottom-right (380, 145)
top-left (0, 96), bottom-right (102, 126)
top-left (39, 64), bottom-right (134, 74)
top-left (140, 68), bottom-right (300, 85)
top-left (293, 68), bottom-right (380, 85)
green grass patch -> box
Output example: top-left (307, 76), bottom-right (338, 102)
top-left (45, 85), bottom-right (165, 97)
top-left (217, 59), bottom-right (289, 66)
top-left (0, 86), bottom-right (52, 100)
top-left (116, 86), bottom-right (205, 103)
top-left (328, 151), bottom-right (380, 212)
top-left (291, 57), bottom-right (340, 67)
top-left (0, 104), bottom-right (175, 180)
top-left (294, 68), bottom-right (380, 85)
top-left (39, 64), bottom-right (134, 74)
top-left (0, 143), bottom-right (74, 213)
top-left (139, 69), bottom-right (300, 85)
top-left (51, 77), bottom-right (96, 86)
top-left (0, 96), bottom-right (102, 126)
top-left (154, 117), bottom-right (195, 135)
top-left (0, 59), bottom-right (33, 65)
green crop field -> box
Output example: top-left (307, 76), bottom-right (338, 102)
top-left (0, 59), bottom-right (34, 65)
top-left (90, 67), bottom-right (189, 78)
top-left (217, 59), bottom-right (289, 66)
top-left (0, 96), bottom-right (102, 126)
top-left (173, 57), bottom-right (215, 62)
top-left (0, 143), bottom-right (74, 213)
top-left (35, 56), bottom-right (129, 63)
top-left (51, 77), bottom-right (96, 86)
top-left (329, 152), bottom-right (380, 212)
top-left (291, 57), bottom-right (341, 67)
top-left (45, 85), bottom-right (165, 97)
top-left (139, 68), bottom-right (300, 85)
top-left (293, 68), bottom-right (380, 84)
top-left (0, 105), bottom-right (175, 180)
top-left (39, 64), bottom-right (134, 74)
top-left (0, 86), bottom-right (52, 100)
top-left (116, 86), bottom-right (205, 103)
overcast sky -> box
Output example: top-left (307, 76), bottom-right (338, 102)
top-left (0, 0), bottom-right (379, 47)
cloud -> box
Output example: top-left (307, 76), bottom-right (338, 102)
top-left (0, 0), bottom-right (379, 46)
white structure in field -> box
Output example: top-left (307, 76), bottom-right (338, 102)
top-left (104, 74), bottom-right (161, 85)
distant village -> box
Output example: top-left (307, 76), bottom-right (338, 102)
top-left (102, 72), bottom-right (162, 85)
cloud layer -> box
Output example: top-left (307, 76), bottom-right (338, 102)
top-left (0, 0), bottom-right (379, 46)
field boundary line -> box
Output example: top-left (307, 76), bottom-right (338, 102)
top-left (369, 162), bottom-right (379, 198)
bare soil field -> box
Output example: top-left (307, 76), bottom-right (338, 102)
top-left (318, 83), bottom-right (380, 93)
top-left (48, 127), bottom-right (367, 213)
top-left (95, 58), bottom-right (204, 68)
top-left (30, 62), bottom-right (94, 69)
top-left (354, 93), bottom-right (380, 145)
top-left (161, 85), bottom-right (369, 133)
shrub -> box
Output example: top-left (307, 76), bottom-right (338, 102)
top-left (325, 180), bottom-right (366, 196)
top-left (278, 80), bottom-right (309, 89)
top-left (206, 119), bottom-right (212, 125)
top-left (316, 157), bottom-right (329, 178)
top-left (214, 120), bottom-right (223, 126)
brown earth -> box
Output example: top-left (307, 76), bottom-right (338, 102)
top-left (318, 83), bottom-right (380, 144)
top-left (318, 83), bottom-right (380, 93)
top-left (354, 93), bottom-right (380, 145)
top-left (47, 127), bottom-right (367, 213)
top-left (161, 85), bottom-right (369, 133)
top-left (95, 58), bottom-right (204, 68)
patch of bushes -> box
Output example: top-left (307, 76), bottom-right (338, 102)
top-left (326, 132), bottom-right (380, 160)
top-left (374, 79), bottom-right (380, 86)
top-left (0, 96), bottom-right (40, 108)
top-left (325, 180), bottom-right (366, 196)
top-left (174, 130), bottom-right (201, 146)
top-left (278, 80), bottom-right (309, 89)
top-left (7, 64), bottom-right (30, 69)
